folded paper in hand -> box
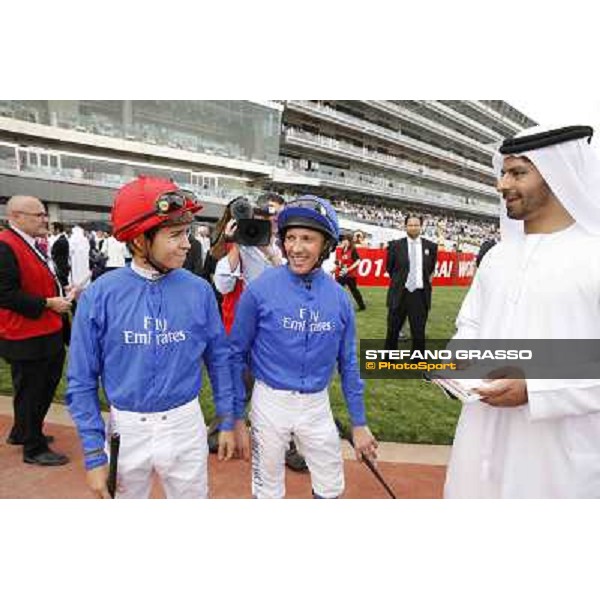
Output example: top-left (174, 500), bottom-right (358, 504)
top-left (432, 378), bottom-right (484, 403)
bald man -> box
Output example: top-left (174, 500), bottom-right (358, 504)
top-left (0, 196), bottom-right (71, 466)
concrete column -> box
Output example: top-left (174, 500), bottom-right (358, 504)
top-left (47, 202), bottom-right (61, 223)
top-left (47, 101), bottom-right (80, 128)
top-left (123, 100), bottom-right (133, 137)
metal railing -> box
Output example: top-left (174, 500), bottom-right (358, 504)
top-left (285, 100), bottom-right (494, 178)
top-left (365, 100), bottom-right (495, 157)
top-left (278, 156), bottom-right (499, 217)
top-left (419, 101), bottom-right (502, 143)
top-left (283, 127), bottom-right (498, 200)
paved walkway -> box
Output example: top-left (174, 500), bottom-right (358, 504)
top-left (0, 395), bottom-right (449, 499)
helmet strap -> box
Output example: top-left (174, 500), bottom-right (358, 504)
top-left (132, 235), bottom-right (172, 276)
top-left (317, 238), bottom-right (336, 267)
top-left (145, 239), bottom-right (172, 275)
top-left (280, 229), bottom-right (336, 269)
top-left (145, 253), bottom-right (171, 276)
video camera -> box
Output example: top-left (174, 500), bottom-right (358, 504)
top-left (229, 197), bottom-right (272, 246)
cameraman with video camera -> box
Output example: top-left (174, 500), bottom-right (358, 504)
top-left (208, 195), bottom-right (280, 458)
top-left (210, 193), bottom-right (307, 471)
top-left (212, 195), bottom-right (283, 333)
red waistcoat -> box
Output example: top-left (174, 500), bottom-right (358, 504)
top-left (0, 229), bottom-right (63, 341)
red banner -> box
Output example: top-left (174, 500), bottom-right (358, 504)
top-left (336, 248), bottom-right (476, 287)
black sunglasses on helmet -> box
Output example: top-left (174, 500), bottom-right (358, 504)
top-left (155, 190), bottom-right (198, 215)
top-left (115, 189), bottom-right (200, 237)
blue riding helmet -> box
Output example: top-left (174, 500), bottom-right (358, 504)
top-left (277, 195), bottom-right (340, 243)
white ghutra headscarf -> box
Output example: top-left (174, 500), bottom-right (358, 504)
top-left (492, 125), bottom-right (600, 240)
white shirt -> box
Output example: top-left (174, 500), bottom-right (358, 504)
top-left (214, 244), bottom-right (282, 294)
top-left (102, 236), bottom-right (127, 268)
top-left (69, 226), bottom-right (91, 288)
top-left (196, 235), bottom-right (211, 266)
top-left (321, 249), bottom-right (338, 278)
top-left (445, 224), bottom-right (600, 498)
top-left (405, 236), bottom-right (423, 290)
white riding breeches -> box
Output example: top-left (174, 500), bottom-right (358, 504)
top-left (108, 398), bottom-right (208, 499)
top-left (250, 380), bottom-right (344, 499)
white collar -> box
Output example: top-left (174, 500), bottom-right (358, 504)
top-left (9, 223), bottom-right (36, 247)
top-left (131, 259), bottom-right (165, 281)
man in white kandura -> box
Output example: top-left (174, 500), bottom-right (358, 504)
top-left (445, 124), bottom-right (600, 499)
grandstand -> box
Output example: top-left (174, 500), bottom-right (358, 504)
top-left (0, 100), bottom-right (536, 245)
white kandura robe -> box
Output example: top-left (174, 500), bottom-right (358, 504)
top-left (445, 223), bottom-right (600, 498)
top-left (69, 227), bottom-right (91, 288)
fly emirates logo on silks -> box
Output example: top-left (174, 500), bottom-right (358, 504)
top-left (282, 308), bottom-right (335, 333)
top-left (122, 317), bottom-right (187, 346)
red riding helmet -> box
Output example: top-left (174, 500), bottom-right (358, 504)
top-left (111, 176), bottom-right (202, 242)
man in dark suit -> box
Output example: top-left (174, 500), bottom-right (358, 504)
top-left (182, 232), bottom-right (206, 278)
top-left (385, 215), bottom-right (438, 353)
top-left (50, 222), bottom-right (70, 288)
top-left (0, 196), bottom-right (72, 466)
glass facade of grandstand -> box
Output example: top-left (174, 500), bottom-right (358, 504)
top-left (0, 141), bottom-right (250, 203)
top-left (0, 100), bottom-right (281, 165)
top-left (0, 99), bottom-right (536, 231)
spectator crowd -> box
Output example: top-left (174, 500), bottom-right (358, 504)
top-left (332, 198), bottom-right (499, 251)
